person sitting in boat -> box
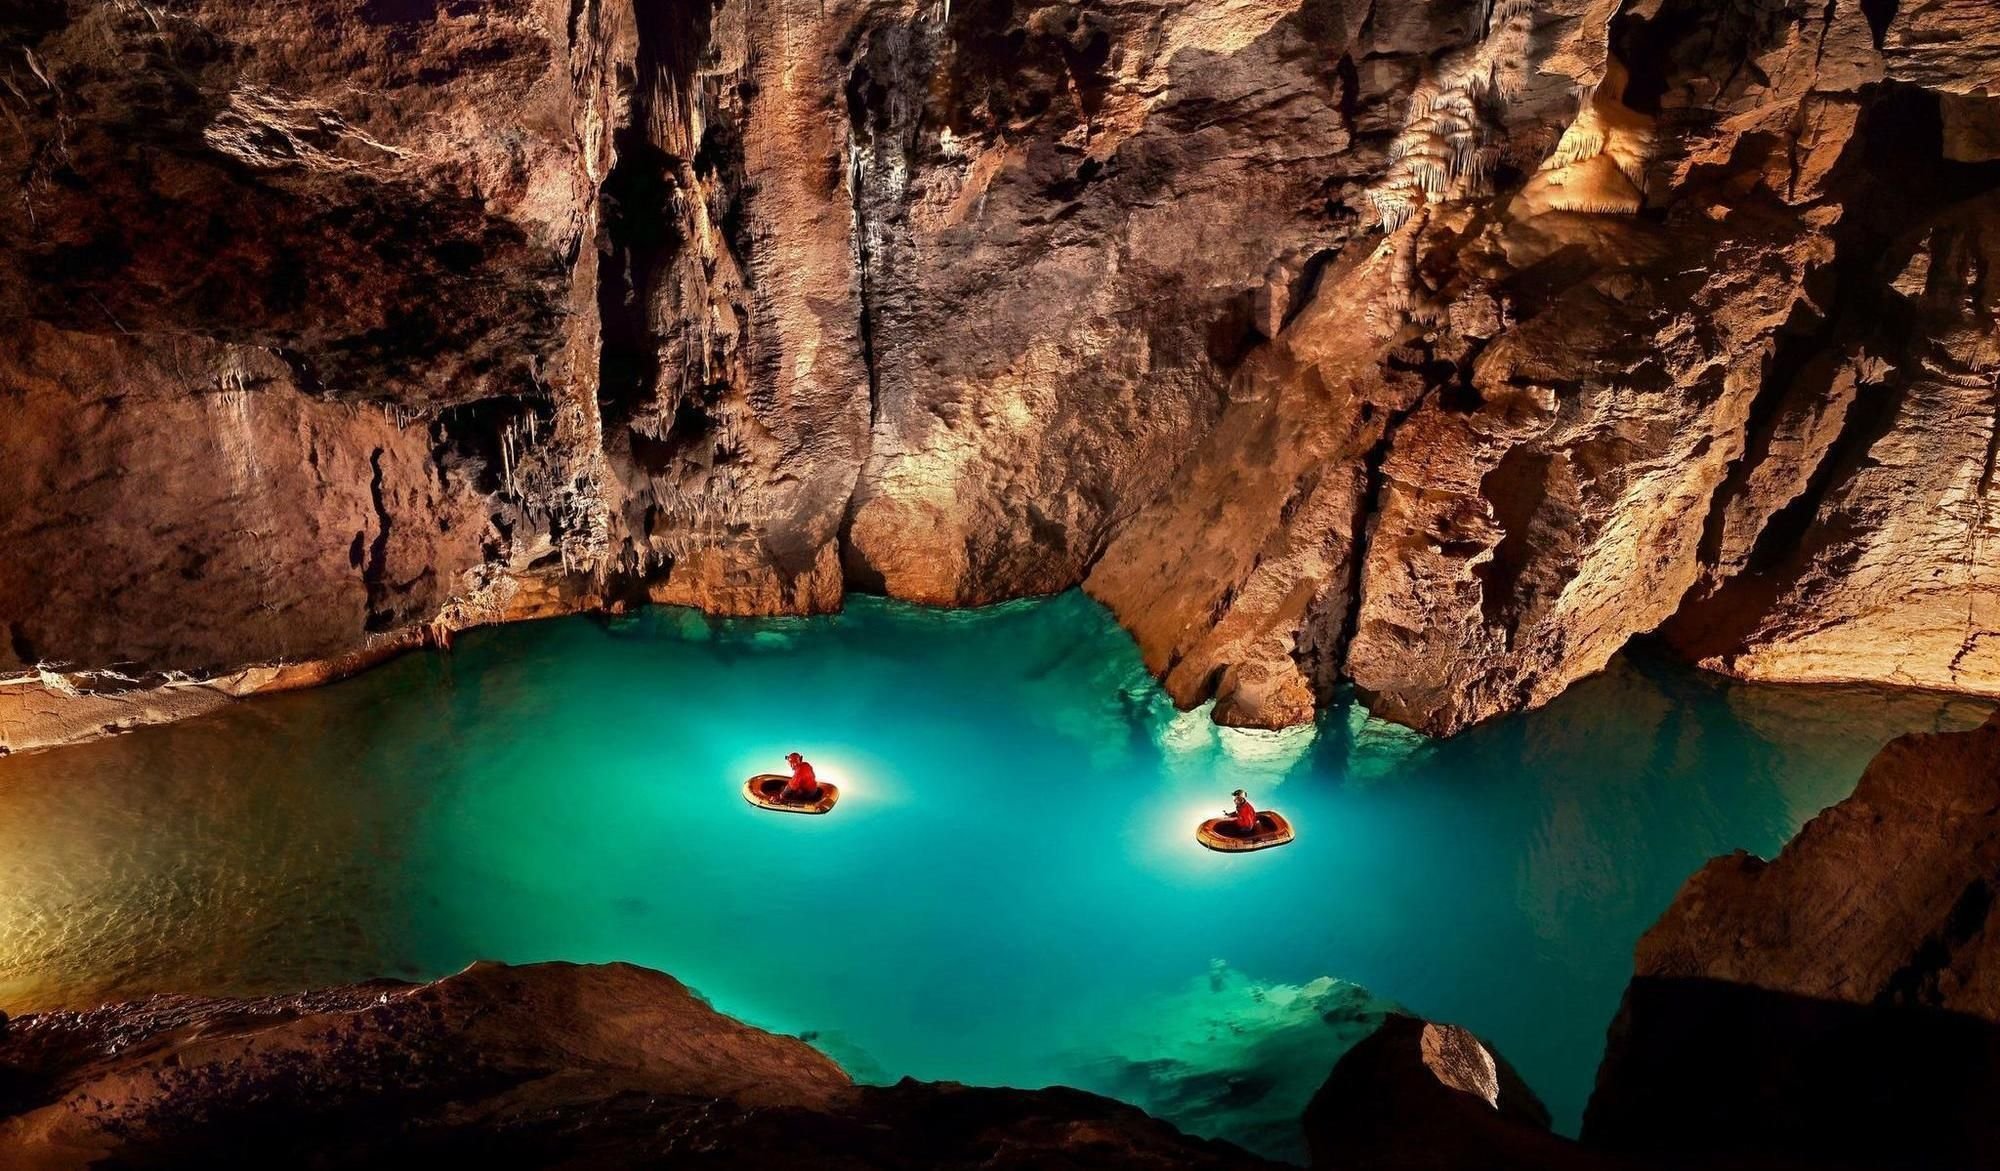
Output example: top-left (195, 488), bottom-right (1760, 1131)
top-left (783, 752), bottom-right (821, 801)
top-left (1230, 789), bottom-right (1259, 834)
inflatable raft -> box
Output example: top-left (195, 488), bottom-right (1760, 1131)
top-left (743, 773), bottom-right (840, 815)
top-left (1196, 811), bottom-right (1294, 852)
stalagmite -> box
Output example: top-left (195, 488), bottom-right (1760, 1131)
top-left (1512, 59), bottom-right (1655, 217)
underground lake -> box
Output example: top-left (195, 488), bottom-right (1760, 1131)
top-left (0, 591), bottom-right (1988, 1159)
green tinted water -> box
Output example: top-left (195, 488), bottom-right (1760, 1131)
top-left (0, 593), bottom-right (1984, 1158)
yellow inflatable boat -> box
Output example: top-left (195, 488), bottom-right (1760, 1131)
top-left (1196, 810), bottom-right (1294, 852)
top-left (743, 773), bottom-right (840, 815)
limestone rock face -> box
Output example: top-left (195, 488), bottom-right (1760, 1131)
top-left (4, 0), bottom-right (2000, 747)
top-left (0, 0), bottom-right (622, 710)
top-left (0, 324), bottom-right (487, 674)
top-left (1878, 0), bottom-right (2000, 96)
top-left (0, 0), bottom-right (592, 404)
top-left (0, 960), bottom-right (1271, 1170)
top-left (1664, 189), bottom-right (2000, 698)
top-left (1092, 0), bottom-right (2000, 733)
top-left (1586, 711), bottom-right (2000, 1167)
top-left (844, 0), bottom-right (1460, 607)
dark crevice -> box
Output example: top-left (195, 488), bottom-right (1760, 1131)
top-left (8, 623), bottom-right (36, 667)
top-left (595, 138), bottom-right (681, 431)
top-left (1949, 380), bottom-right (2000, 674)
top-left (844, 71), bottom-right (883, 433)
top-left (1474, 449), bottom-right (1554, 636)
top-left (1204, 289), bottom-right (1263, 370)
top-left (836, 40), bottom-right (897, 595)
top-left (1811, 0), bottom-right (1835, 74)
top-left (1324, 386), bottom-right (1437, 691)
top-left (1283, 467), bottom-right (1348, 701)
top-left (1975, 379), bottom-right (2000, 501)
top-left (1882, 878), bottom-right (1992, 1008)
top-left (274, 348), bottom-right (325, 397)
top-left (1333, 52), bottom-right (1360, 138)
top-left (1691, 296), bottom-right (1834, 569)
top-left (1282, 249), bottom-right (1339, 333)
top-left (597, 0), bottom-right (726, 444)
top-left (1319, 329), bottom-right (1498, 696)
top-left (363, 447), bottom-right (395, 631)
top-left (1609, 2), bottom-right (1707, 117)
top-left (1745, 362), bottom-right (1903, 577)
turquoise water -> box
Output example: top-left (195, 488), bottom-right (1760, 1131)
top-left (0, 593), bottom-right (1987, 1158)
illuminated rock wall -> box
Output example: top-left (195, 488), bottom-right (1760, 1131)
top-left (2, 0), bottom-right (1998, 746)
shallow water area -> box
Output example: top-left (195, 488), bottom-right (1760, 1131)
top-left (0, 592), bottom-right (1986, 1159)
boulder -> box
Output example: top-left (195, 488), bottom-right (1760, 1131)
top-left (1302, 1014), bottom-right (1622, 1171)
top-left (1587, 711), bottom-right (2000, 1167)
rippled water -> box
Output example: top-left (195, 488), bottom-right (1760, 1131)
top-left (0, 593), bottom-right (1986, 1157)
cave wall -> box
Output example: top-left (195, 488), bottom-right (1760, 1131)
top-left (0, 325), bottom-right (486, 674)
top-left (2, 0), bottom-right (1998, 748)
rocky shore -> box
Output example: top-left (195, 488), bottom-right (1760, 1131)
top-left (0, 960), bottom-right (1273, 1170)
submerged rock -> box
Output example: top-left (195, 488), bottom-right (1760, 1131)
top-left (1587, 710), bottom-right (2000, 1167)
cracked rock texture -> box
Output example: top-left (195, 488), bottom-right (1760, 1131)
top-left (4, 0), bottom-right (2000, 746)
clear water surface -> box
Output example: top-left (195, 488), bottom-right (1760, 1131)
top-left (0, 593), bottom-right (1986, 1159)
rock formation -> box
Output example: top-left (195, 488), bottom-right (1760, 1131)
top-left (1300, 709), bottom-right (2000, 1170)
top-left (0, 960), bottom-right (1275, 1170)
top-left (1299, 1014), bottom-right (1626, 1171)
top-left (1587, 710), bottom-right (2000, 1168)
top-left (3, 0), bottom-right (1999, 747)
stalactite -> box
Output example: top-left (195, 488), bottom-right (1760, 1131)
top-left (1365, 0), bottom-right (1536, 232)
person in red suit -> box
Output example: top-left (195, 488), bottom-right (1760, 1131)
top-left (783, 752), bottom-right (820, 801)
top-left (1231, 789), bottom-right (1259, 833)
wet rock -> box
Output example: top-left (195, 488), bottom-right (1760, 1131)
top-left (1587, 711), bottom-right (2000, 1168)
